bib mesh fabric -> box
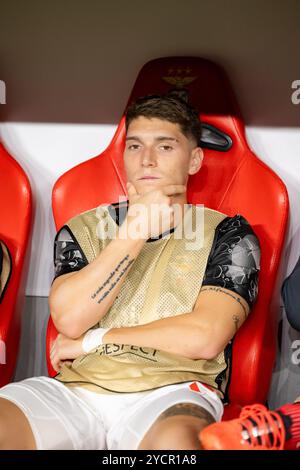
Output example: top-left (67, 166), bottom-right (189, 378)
top-left (56, 204), bottom-right (229, 397)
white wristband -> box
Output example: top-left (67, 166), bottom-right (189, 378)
top-left (82, 327), bottom-right (110, 353)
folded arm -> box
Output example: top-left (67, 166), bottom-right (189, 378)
top-left (102, 286), bottom-right (249, 360)
top-left (50, 286), bottom-right (249, 371)
top-left (49, 224), bottom-right (146, 338)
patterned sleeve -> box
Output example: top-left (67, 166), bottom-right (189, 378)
top-left (202, 215), bottom-right (261, 309)
top-left (53, 226), bottom-right (88, 281)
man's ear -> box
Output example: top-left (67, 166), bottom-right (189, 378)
top-left (188, 147), bottom-right (204, 176)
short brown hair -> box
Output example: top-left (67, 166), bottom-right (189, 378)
top-left (125, 94), bottom-right (202, 146)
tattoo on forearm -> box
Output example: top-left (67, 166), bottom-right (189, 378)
top-left (157, 403), bottom-right (215, 425)
top-left (91, 255), bottom-right (130, 299)
top-left (97, 259), bottom-right (134, 304)
top-left (91, 255), bottom-right (135, 304)
top-left (200, 286), bottom-right (248, 319)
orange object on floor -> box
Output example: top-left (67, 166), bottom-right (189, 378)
top-left (199, 404), bottom-right (286, 450)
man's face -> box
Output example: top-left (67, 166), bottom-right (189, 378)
top-left (124, 116), bottom-right (203, 195)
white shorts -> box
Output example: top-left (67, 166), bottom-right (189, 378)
top-left (0, 376), bottom-right (223, 450)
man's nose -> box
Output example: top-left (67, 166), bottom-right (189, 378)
top-left (141, 148), bottom-right (157, 167)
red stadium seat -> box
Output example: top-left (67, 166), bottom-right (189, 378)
top-left (46, 57), bottom-right (289, 417)
top-left (0, 141), bottom-right (32, 386)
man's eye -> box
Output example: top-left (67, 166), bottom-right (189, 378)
top-left (128, 144), bottom-right (140, 150)
top-left (160, 145), bottom-right (173, 151)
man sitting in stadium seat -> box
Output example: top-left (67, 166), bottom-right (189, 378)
top-left (0, 95), bottom-right (260, 450)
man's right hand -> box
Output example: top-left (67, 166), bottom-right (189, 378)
top-left (123, 182), bottom-right (186, 240)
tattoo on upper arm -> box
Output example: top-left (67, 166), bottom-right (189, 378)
top-left (200, 286), bottom-right (248, 319)
top-left (91, 254), bottom-right (135, 304)
top-left (157, 403), bottom-right (215, 425)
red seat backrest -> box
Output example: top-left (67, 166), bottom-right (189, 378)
top-left (0, 142), bottom-right (32, 386)
top-left (47, 57), bottom-right (289, 406)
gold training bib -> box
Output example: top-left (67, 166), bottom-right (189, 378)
top-left (56, 204), bottom-right (229, 398)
